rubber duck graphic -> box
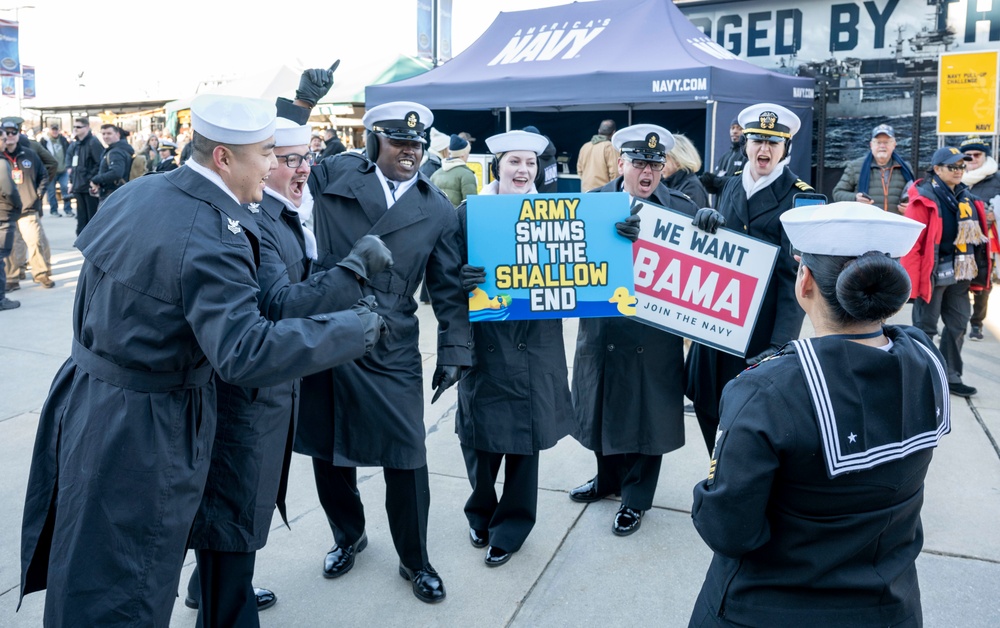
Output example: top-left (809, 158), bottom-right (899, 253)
top-left (608, 287), bottom-right (637, 316)
top-left (469, 287), bottom-right (511, 312)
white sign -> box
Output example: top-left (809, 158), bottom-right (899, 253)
top-left (631, 203), bottom-right (779, 357)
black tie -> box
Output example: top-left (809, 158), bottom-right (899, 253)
top-left (387, 180), bottom-right (397, 201)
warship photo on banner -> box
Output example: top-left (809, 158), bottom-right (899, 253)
top-left (677, 0), bottom-right (999, 166)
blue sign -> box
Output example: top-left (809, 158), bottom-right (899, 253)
top-left (416, 0), bottom-right (433, 61)
top-left (467, 192), bottom-right (636, 322)
top-left (22, 65), bottom-right (34, 99)
top-left (0, 20), bottom-right (19, 76)
top-left (1, 75), bottom-right (14, 99)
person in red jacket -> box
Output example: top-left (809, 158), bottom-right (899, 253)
top-left (902, 146), bottom-right (991, 398)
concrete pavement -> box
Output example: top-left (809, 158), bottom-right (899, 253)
top-left (1, 212), bottom-right (998, 627)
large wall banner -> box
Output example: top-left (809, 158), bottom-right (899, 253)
top-left (631, 202), bottom-right (779, 357)
top-left (466, 193), bottom-right (636, 322)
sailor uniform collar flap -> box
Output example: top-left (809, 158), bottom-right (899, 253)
top-left (791, 330), bottom-right (950, 478)
top-left (168, 166), bottom-right (263, 241)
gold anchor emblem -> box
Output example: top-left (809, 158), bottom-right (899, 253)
top-left (759, 112), bottom-right (777, 130)
top-left (406, 113), bottom-right (417, 128)
top-left (647, 134), bottom-right (658, 149)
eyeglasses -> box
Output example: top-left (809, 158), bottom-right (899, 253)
top-left (3, 129), bottom-right (18, 136)
top-left (945, 163), bottom-right (966, 172)
top-left (626, 157), bottom-right (665, 172)
top-left (274, 152), bottom-right (315, 168)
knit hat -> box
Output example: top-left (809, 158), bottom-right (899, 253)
top-left (960, 136), bottom-right (990, 156)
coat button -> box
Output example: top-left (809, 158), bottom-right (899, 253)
top-left (487, 344), bottom-right (495, 352)
top-left (607, 344), bottom-right (615, 351)
top-left (636, 346), bottom-right (644, 354)
top-left (517, 342), bottom-right (527, 351)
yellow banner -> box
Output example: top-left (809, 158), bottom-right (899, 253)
top-left (938, 51), bottom-right (999, 136)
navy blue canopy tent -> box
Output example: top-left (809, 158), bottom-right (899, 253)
top-left (366, 0), bottom-right (816, 183)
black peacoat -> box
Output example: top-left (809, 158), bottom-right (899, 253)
top-left (685, 167), bottom-right (808, 421)
top-left (19, 167), bottom-right (368, 627)
top-left (295, 152), bottom-right (472, 469)
top-left (573, 178), bottom-right (698, 456)
top-left (454, 200), bottom-right (574, 455)
top-left (190, 192), bottom-right (363, 553)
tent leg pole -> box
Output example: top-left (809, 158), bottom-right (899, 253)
top-left (506, 106), bottom-right (511, 132)
top-left (627, 105), bottom-right (632, 126)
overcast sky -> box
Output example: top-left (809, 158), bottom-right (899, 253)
top-left (0, 0), bottom-right (581, 114)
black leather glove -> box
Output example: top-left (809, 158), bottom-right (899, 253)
top-left (615, 200), bottom-right (643, 242)
top-left (692, 207), bottom-right (726, 234)
top-left (338, 235), bottom-right (393, 283)
top-left (700, 171), bottom-right (725, 194)
top-left (461, 264), bottom-right (486, 293)
top-left (294, 60), bottom-right (339, 107)
top-left (350, 296), bottom-right (386, 354)
top-left (746, 343), bottom-right (781, 366)
top-left (431, 365), bottom-right (462, 403)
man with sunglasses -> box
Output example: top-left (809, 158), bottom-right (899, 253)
top-left (2, 117), bottom-right (54, 290)
top-left (277, 72), bottom-right (470, 604)
top-left (960, 136), bottom-right (999, 341)
top-left (686, 103), bottom-right (812, 453)
top-left (902, 147), bottom-right (991, 398)
top-left (570, 124), bottom-right (705, 536)
top-left (67, 117), bottom-right (103, 235)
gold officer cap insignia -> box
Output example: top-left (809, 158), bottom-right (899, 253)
top-left (406, 112), bottom-right (418, 128)
top-left (646, 133), bottom-right (658, 149)
top-left (759, 111), bottom-right (777, 129)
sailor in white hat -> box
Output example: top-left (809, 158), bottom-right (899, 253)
top-left (186, 113), bottom-right (394, 623)
top-left (19, 92), bottom-right (382, 627)
top-left (450, 128), bottom-right (573, 568)
top-left (691, 201), bottom-right (946, 627)
top-left (568, 122), bottom-right (714, 537)
top-left (687, 102), bottom-right (816, 455)
top-left (276, 80), bottom-right (470, 604)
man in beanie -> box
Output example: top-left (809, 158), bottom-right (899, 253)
top-left (960, 136), bottom-right (1000, 340)
top-left (431, 133), bottom-right (478, 207)
top-left (19, 93), bottom-right (382, 626)
top-left (902, 146), bottom-right (991, 397)
top-left (278, 76), bottom-right (471, 603)
top-left (523, 125), bottom-right (558, 193)
top-left (420, 126), bottom-right (449, 178)
top-left (700, 118), bottom-right (744, 201)
top-left (833, 123), bottom-right (915, 214)
top-left (577, 119), bottom-right (618, 192)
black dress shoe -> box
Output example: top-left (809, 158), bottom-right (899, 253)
top-left (323, 532), bottom-right (368, 578)
top-left (469, 527), bottom-right (488, 548)
top-left (568, 477), bottom-right (618, 503)
top-left (484, 546), bottom-right (512, 567)
top-left (183, 587), bottom-right (277, 611)
top-left (253, 587), bottom-right (277, 611)
top-left (398, 563), bottom-right (446, 603)
top-left (612, 505), bottom-right (643, 536)
top-left (949, 382), bottom-right (977, 398)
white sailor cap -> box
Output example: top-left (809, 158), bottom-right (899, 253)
top-left (362, 101), bottom-right (432, 143)
top-left (611, 124), bottom-right (673, 163)
top-left (485, 130), bottom-right (549, 156)
top-left (273, 118), bottom-right (312, 147)
top-left (190, 94), bottom-right (276, 145)
top-left (781, 201), bottom-right (924, 258)
top-left (739, 103), bottom-right (800, 143)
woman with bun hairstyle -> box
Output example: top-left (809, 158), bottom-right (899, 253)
top-left (689, 202), bottom-right (951, 627)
